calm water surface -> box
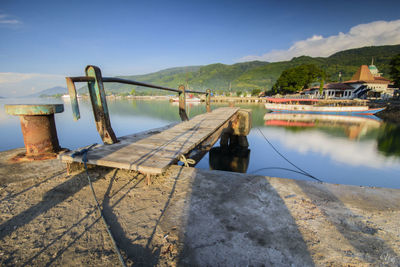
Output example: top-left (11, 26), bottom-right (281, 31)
top-left (1, 97), bottom-right (400, 189)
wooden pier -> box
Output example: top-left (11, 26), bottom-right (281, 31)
top-left (60, 65), bottom-right (252, 177)
top-left (60, 107), bottom-right (243, 175)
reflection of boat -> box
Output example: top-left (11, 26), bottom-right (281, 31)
top-left (264, 98), bottom-right (385, 115)
top-left (171, 96), bottom-right (201, 102)
top-left (170, 101), bottom-right (201, 106)
top-left (62, 94), bottom-right (81, 100)
top-left (263, 113), bottom-right (382, 140)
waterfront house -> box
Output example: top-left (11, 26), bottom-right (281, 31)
top-left (343, 65), bottom-right (392, 99)
top-left (303, 82), bottom-right (355, 98)
top-left (303, 63), bottom-right (393, 99)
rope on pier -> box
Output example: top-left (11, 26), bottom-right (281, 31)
top-left (256, 128), bottom-right (323, 183)
top-left (71, 144), bottom-right (127, 267)
top-left (179, 154), bottom-right (196, 167)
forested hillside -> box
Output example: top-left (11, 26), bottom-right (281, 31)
top-left (78, 44), bottom-right (400, 95)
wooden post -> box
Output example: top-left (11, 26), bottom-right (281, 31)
top-left (206, 89), bottom-right (211, 113)
top-left (85, 65), bottom-right (118, 144)
top-left (65, 77), bottom-right (80, 121)
top-left (178, 85), bottom-right (189, 121)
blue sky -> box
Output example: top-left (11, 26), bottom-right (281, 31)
top-left (1, 0), bottom-right (400, 96)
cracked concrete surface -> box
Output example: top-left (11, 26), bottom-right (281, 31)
top-left (1, 148), bottom-right (399, 266)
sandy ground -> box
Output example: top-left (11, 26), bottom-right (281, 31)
top-left (1, 148), bottom-right (400, 266)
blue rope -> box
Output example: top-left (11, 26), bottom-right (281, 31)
top-left (256, 128), bottom-right (323, 183)
top-left (71, 144), bottom-right (127, 267)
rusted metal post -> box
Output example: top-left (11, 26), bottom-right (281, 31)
top-left (85, 65), bottom-right (118, 144)
top-left (178, 85), bottom-right (189, 121)
top-left (206, 89), bottom-right (211, 113)
top-left (5, 104), bottom-right (64, 160)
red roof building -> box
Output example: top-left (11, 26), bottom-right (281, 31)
top-left (304, 64), bottom-right (393, 99)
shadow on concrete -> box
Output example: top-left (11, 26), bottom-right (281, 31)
top-left (168, 169), bottom-right (315, 266)
top-left (0, 166), bottom-right (160, 266)
top-left (40, 168), bottom-right (159, 267)
top-left (0, 170), bottom-right (65, 203)
top-left (101, 170), bottom-right (160, 266)
top-left (295, 181), bottom-right (400, 265)
top-left (0, 170), bottom-right (91, 241)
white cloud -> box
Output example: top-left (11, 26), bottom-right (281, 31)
top-left (0, 73), bottom-right (65, 97)
top-left (262, 128), bottom-right (400, 169)
top-left (240, 19), bottom-right (400, 62)
top-left (0, 14), bottom-right (21, 25)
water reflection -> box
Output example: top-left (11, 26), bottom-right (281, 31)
top-left (264, 113), bottom-right (382, 140)
top-left (209, 146), bottom-right (251, 173)
top-left (2, 98), bottom-right (400, 188)
top-left (377, 123), bottom-right (400, 157)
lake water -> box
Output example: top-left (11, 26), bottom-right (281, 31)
top-left (1, 97), bottom-right (400, 189)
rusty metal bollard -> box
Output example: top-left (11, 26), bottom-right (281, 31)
top-left (5, 104), bottom-right (64, 161)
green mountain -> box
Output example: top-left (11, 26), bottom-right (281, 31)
top-left (24, 86), bottom-right (68, 98)
top-left (79, 44), bottom-right (400, 95)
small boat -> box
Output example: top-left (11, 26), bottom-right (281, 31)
top-left (264, 98), bottom-right (385, 115)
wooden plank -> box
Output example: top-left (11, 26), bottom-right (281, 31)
top-left (60, 107), bottom-right (240, 174)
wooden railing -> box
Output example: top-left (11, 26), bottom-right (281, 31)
top-left (66, 65), bottom-right (212, 144)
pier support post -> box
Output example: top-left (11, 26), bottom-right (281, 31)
top-left (220, 109), bottom-right (252, 150)
top-left (206, 89), bottom-right (211, 113)
top-left (5, 104), bottom-right (65, 161)
top-left (210, 110), bottom-right (252, 172)
top-left (178, 85), bottom-right (189, 121)
top-left (232, 109), bottom-right (252, 137)
top-left (85, 65), bottom-right (118, 144)
top-left (146, 174), bottom-right (152, 186)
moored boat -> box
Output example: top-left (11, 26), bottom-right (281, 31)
top-left (264, 98), bottom-right (385, 115)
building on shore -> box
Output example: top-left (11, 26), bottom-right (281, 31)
top-left (303, 83), bottom-right (355, 98)
top-left (302, 61), bottom-right (394, 99)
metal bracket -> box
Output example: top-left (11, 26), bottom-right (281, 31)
top-left (65, 65), bottom-right (117, 144)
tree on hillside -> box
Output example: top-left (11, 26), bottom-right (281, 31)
top-left (389, 54), bottom-right (400, 88)
top-left (251, 88), bottom-right (261, 96)
top-left (272, 64), bottom-right (326, 95)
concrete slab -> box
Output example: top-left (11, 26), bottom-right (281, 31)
top-left (0, 151), bottom-right (399, 266)
top-left (163, 166), bottom-right (400, 266)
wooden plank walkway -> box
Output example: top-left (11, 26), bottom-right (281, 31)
top-left (60, 107), bottom-right (240, 174)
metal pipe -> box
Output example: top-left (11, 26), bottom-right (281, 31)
top-left (70, 76), bottom-right (95, 83)
top-left (103, 77), bottom-right (181, 93)
top-left (102, 77), bottom-right (205, 94)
